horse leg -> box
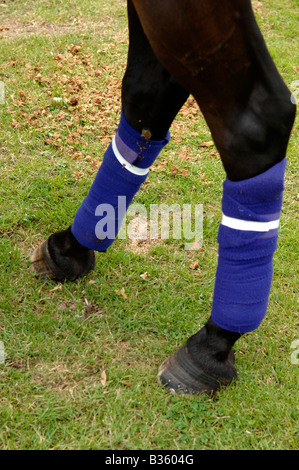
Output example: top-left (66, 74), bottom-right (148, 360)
top-left (30, 0), bottom-right (189, 282)
top-left (132, 0), bottom-right (296, 394)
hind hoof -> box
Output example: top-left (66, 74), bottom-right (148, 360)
top-left (158, 345), bottom-right (236, 396)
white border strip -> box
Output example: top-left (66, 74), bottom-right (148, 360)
top-left (112, 136), bottom-right (149, 176)
top-left (221, 213), bottom-right (280, 232)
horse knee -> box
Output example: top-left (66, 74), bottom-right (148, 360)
top-left (225, 79), bottom-right (296, 180)
top-left (121, 67), bottom-right (159, 130)
top-left (122, 67), bottom-right (188, 140)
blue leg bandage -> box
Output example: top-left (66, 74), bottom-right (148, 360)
top-left (71, 110), bottom-right (170, 250)
top-left (211, 158), bottom-right (286, 333)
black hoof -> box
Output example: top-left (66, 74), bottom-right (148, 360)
top-left (158, 344), bottom-right (237, 396)
top-left (30, 238), bottom-right (95, 283)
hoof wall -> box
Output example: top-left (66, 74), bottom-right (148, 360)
top-left (30, 241), bottom-right (59, 281)
top-left (30, 240), bottom-right (93, 282)
top-left (158, 345), bottom-right (236, 397)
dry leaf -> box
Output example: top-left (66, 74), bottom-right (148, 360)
top-left (178, 146), bottom-right (189, 160)
top-left (189, 260), bottom-right (199, 270)
top-left (50, 284), bottom-right (63, 291)
top-left (140, 272), bottom-right (148, 279)
top-left (121, 380), bottom-right (133, 387)
top-left (200, 141), bottom-right (214, 147)
top-left (101, 370), bottom-right (107, 387)
top-left (115, 287), bottom-right (127, 299)
top-left (209, 149), bottom-right (220, 158)
top-left (152, 160), bottom-right (167, 172)
top-left (68, 95), bottom-right (79, 106)
top-left (178, 168), bottom-right (189, 177)
top-left (193, 269), bottom-right (201, 277)
top-left (170, 164), bottom-right (178, 177)
top-left (73, 171), bottom-right (83, 180)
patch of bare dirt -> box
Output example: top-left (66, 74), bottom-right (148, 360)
top-left (124, 214), bottom-right (163, 254)
top-left (0, 12), bottom-right (115, 39)
top-left (0, 20), bottom-right (79, 38)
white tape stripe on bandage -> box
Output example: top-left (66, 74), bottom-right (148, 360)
top-left (221, 213), bottom-right (280, 232)
top-left (112, 136), bottom-right (150, 176)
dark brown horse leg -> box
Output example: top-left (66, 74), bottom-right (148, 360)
top-left (123, 0), bottom-right (189, 139)
top-left (30, 1), bottom-right (188, 282)
top-left (132, 0), bottom-right (296, 395)
top-left (132, 0), bottom-right (295, 180)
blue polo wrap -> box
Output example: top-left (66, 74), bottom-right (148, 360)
top-left (211, 158), bottom-right (286, 333)
top-left (71, 111), bottom-right (170, 250)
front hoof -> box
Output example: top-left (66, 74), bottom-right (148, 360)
top-left (30, 239), bottom-right (95, 283)
top-left (158, 345), bottom-right (237, 396)
top-left (30, 240), bottom-right (63, 281)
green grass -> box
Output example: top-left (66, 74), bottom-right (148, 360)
top-left (0, 0), bottom-right (298, 450)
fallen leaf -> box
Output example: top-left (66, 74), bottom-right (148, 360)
top-left (121, 380), bottom-right (133, 387)
top-left (170, 164), bottom-right (178, 176)
top-left (50, 284), bottom-right (63, 291)
top-left (151, 160), bottom-right (167, 172)
top-left (189, 260), bottom-right (199, 270)
top-left (178, 168), bottom-right (189, 177)
top-left (193, 269), bottom-right (202, 276)
top-left (178, 146), bottom-right (189, 160)
top-left (73, 171), bottom-right (83, 180)
top-left (200, 141), bottom-right (214, 147)
top-left (101, 370), bottom-right (107, 387)
top-left (209, 149), bottom-right (220, 158)
top-left (115, 287), bottom-right (127, 299)
top-left (140, 272), bottom-right (148, 279)
top-left (68, 95), bottom-right (79, 106)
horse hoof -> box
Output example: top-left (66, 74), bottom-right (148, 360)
top-left (157, 345), bottom-right (236, 396)
top-left (30, 239), bottom-right (95, 282)
top-left (30, 241), bottom-right (60, 281)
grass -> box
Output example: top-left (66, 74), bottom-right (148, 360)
top-left (0, 0), bottom-right (298, 450)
